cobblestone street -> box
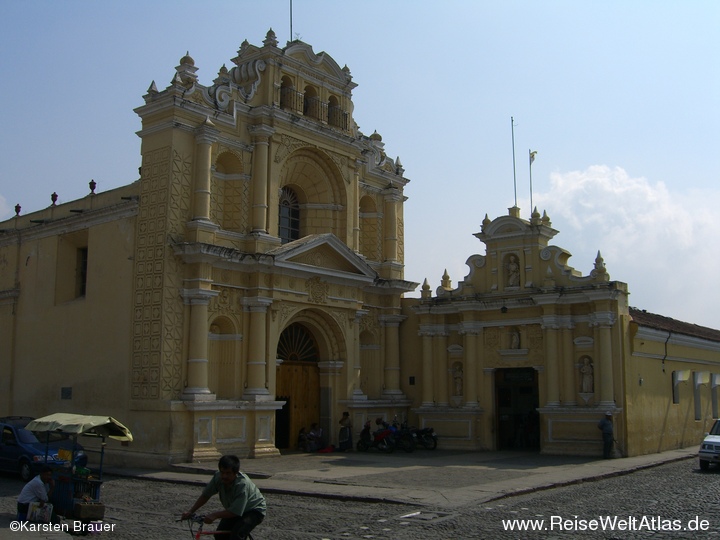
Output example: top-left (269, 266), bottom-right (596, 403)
top-left (1, 458), bottom-right (719, 539)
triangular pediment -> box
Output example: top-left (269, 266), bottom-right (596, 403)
top-left (268, 234), bottom-right (377, 282)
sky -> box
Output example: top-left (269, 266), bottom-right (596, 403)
top-left (1, 1), bottom-right (719, 329)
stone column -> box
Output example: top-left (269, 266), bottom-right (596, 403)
top-left (561, 323), bottom-right (577, 405)
top-left (382, 187), bottom-right (401, 263)
top-left (193, 120), bottom-right (219, 221)
top-left (461, 323), bottom-right (481, 408)
top-left (182, 289), bottom-right (218, 400)
top-left (434, 332), bottom-right (449, 407)
top-left (352, 163), bottom-right (361, 251)
top-left (420, 330), bottom-right (434, 407)
top-left (543, 317), bottom-right (560, 406)
top-left (380, 314), bottom-right (404, 398)
top-left (248, 125), bottom-right (275, 233)
top-left (349, 310), bottom-right (367, 400)
top-left (597, 322), bottom-right (615, 407)
top-left (243, 297), bottom-right (272, 400)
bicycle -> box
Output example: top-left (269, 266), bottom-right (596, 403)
top-left (179, 514), bottom-right (254, 540)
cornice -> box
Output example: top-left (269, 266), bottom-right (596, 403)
top-left (0, 202), bottom-right (138, 247)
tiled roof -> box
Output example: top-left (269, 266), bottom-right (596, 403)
top-left (629, 307), bottom-right (720, 343)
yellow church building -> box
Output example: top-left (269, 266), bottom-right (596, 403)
top-left (1, 30), bottom-right (718, 467)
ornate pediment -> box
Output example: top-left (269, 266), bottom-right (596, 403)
top-left (268, 234), bottom-right (376, 282)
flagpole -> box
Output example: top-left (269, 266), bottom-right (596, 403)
top-left (511, 117), bottom-right (517, 208)
top-left (290, 0), bottom-right (293, 39)
top-left (529, 149), bottom-right (534, 214)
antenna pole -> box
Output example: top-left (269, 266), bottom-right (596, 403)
top-left (290, 0), bottom-right (293, 40)
top-left (511, 117), bottom-right (517, 207)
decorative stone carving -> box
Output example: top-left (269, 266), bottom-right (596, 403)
top-left (580, 357), bottom-right (594, 393)
top-left (506, 254), bottom-right (520, 287)
top-left (452, 362), bottom-right (464, 397)
top-left (305, 276), bottom-right (328, 304)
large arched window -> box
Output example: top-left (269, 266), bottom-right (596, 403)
top-left (279, 187), bottom-right (300, 244)
top-left (277, 323), bottom-right (318, 363)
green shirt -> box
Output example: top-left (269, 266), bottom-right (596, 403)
top-left (201, 471), bottom-right (266, 517)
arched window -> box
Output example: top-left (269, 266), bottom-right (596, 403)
top-left (279, 187), bottom-right (300, 244)
top-left (277, 323), bottom-right (318, 362)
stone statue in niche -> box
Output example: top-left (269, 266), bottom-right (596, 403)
top-left (580, 358), bottom-right (594, 393)
top-left (452, 363), bottom-right (464, 396)
top-left (507, 255), bottom-right (520, 287)
top-left (510, 329), bottom-right (520, 349)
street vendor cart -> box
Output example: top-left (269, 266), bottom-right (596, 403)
top-left (25, 413), bottom-right (133, 521)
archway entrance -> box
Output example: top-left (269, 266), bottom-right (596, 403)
top-left (275, 322), bottom-right (320, 450)
top-left (495, 368), bottom-right (540, 450)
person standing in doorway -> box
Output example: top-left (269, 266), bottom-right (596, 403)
top-left (597, 412), bottom-right (614, 459)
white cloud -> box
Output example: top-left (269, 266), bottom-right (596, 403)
top-left (533, 166), bottom-right (720, 329)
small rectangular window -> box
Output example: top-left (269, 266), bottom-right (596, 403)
top-left (55, 230), bottom-right (89, 304)
top-left (76, 247), bottom-right (88, 297)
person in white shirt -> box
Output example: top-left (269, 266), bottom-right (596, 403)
top-left (17, 466), bottom-right (54, 521)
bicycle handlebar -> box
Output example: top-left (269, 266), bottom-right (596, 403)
top-left (178, 513), bottom-right (205, 523)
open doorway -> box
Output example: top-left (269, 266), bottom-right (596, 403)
top-left (495, 368), bottom-right (540, 450)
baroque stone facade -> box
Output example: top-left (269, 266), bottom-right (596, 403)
top-left (1, 31), bottom-right (719, 465)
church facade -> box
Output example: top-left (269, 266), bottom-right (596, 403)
top-left (1, 30), bottom-right (718, 466)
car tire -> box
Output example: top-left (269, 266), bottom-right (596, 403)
top-left (19, 460), bottom-right (32, 482)
top-left (700, 459), bottom-right (710, 471)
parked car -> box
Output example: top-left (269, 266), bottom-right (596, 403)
top-left (699, 419), bottom-right (720, 470)
top-left (0, 416), bottom-right (88, 481)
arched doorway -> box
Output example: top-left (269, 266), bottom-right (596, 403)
top-left (275, 322), bottom-right (320, 450)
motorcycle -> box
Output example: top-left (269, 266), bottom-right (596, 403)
top-left (356, 420), bottom-right (395, 452)
top-left (390, 418), bottom-right (417, 453)
top-left (414, 426), bottom-right (438, 450)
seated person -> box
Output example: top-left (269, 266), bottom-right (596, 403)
top-left (297, 427), bottom-right (308, 452)
top-left (307, 423), bottom-right (323, 452)
top-left (17, 466), bottom-right (54, 521)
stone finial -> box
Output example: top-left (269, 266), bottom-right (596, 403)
top-left (541, 210), bottom-right (551, 225)
top-left (147, 80), bottom-right (158, 94)
top-left (264, 28), bottom-right (278, 47)
top-left (532, 206), bottom-right (541, 219)
top-left (14, 204), bottom-right (21, 216)
top-left (89, 179), bottom-right (96, 194)
top-left (175, 51), bottom-right (199, 85)
top-left (593, 251), bottom-right (609, 281)
top-left (421, 278), bottom-right (431, 299)
top-left (51, 192), bottom-right (58, 206)
top-left (441, 269), bottom-right (452, 290)
top-left (179, 51), bottom-right (195, 67)
top-left (482, 214), bottom-right (491, 229)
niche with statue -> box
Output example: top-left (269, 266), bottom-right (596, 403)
top-left (578, 356), bottom-right (594, 404)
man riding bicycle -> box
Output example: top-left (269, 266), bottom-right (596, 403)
top-left (182, 455), bottom-right (265, 539)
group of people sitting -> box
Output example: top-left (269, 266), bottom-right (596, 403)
top-left (297, 412), bottom-right (353, 453)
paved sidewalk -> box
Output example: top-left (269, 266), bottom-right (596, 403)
top-left (112, 445), bottom-right (699, 508)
